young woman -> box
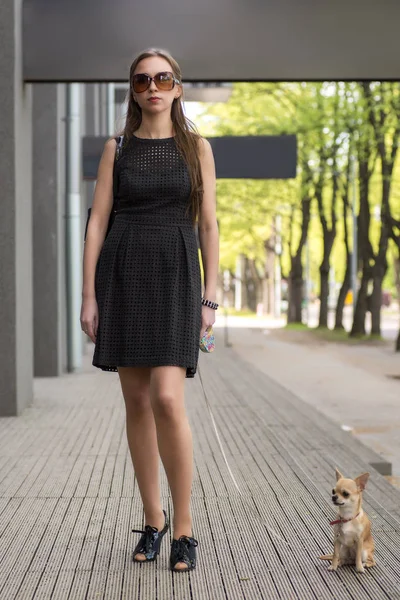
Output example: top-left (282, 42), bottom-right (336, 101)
top-left (80, 48), bottom-right (219, 572)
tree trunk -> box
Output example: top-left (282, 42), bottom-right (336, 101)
top-left (263, 236), bottom-right (275, 314)
top-left (319, 265), bottom-right (329, 327)
top-left (335, 140), bottom-right (352, 330)
top-left (370, 173), bottom-right (390, 336)
top-left (362, 82), bottom-right (398, 337)
top-left (352, 280), bottom-right (368, 336)
top-left (316, 90), bottom-right (339, 328)
top-left (351, 267), bottom-right (371, 336)
top-left (244, 257), bottom-right (258, 312)
top-left (335, 261), bottom-right (351, 329)
top-left (287, 159), bottom-right (312, 324)
top-left (247, 257), bottom-right (263, 313)
top-left (288, 199), bottom-right (311, 323)
top-left (237, 254), bottom-right (248, 310)
top-left (288, 253), bottom-right (304, 323)
top-left (318, 234), bottom-right (335, 328)
top-left (370, 271), bottom-right (385, 336)
top-left (369, 228), bottom-right (389, 337)
top-left (351, 154), bottom-right (372, 337)
top-left (394, 252), bottom-right (400, 352)
top-left (394, 253), bottom-right (400, 302)
top-left (350, 134), bottom-right (374, 337)
top-left (369, 230), bottom-right (387, 336)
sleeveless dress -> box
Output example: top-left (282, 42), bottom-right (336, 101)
top-left (92, 134), bottom-right (202, 378)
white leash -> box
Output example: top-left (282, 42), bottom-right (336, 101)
top-left (197, 362), bottom-right (289, 546)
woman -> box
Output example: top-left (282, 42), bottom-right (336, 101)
top-left (80, 48), bottom-right (219, 572)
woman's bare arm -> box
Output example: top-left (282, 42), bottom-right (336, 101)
top-left (197, 137), bottom-right (219, 338)
top-left (197, 137), bottom-right (219, 303)
top-left (80, 137), bottom-right (116, 342)
top-left (82, 137), bottom-right (117, 300)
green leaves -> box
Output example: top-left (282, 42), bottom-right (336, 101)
top-left (196, 81), bottom-right (400, 297)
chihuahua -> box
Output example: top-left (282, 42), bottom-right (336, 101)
top-left (319, 468), bottom-right (375, 573)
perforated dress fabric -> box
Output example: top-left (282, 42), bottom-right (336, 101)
top-left (92, 135), bottom-right (202, 378)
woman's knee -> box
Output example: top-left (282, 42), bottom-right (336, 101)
top-left (118, 367), bottom-right (151, 416)
top-left (151, 391), bottom-right (184, 422)
top-left (125, 390), bottom-right (151, 418)
top-left (149, 366), bottom-right (186, 422)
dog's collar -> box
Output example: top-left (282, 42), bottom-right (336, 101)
top-left (330, 512), bottom-right (360, 526)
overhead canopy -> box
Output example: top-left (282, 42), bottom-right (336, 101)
top-left (24, 0), bottom-right (400, 82)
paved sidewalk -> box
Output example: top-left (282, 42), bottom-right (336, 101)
top-left (1, 337), bottom-right (400, 598)
top-left (221, 323), bottom-right (400, 483)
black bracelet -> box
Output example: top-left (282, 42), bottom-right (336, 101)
top-left (201, 297), bottom-right (219, 310)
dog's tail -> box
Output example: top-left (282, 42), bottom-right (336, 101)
top-left (319, 554), bottom-right (333, 561)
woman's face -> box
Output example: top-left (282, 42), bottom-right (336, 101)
top-left (132, 56), bottom-right (181, 114)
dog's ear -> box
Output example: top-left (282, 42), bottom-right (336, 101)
top-left (335, 467), bottom-right (344, 481)
top-left (354, 472), bottom-right (370, 491)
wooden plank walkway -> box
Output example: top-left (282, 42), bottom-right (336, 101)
top-left (1, 332), bottom-right (400, 599)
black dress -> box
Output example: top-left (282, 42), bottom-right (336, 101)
top-left (92, 134), bottom-right (202, 378)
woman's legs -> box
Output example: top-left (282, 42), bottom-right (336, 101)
top-left (118, 366), bottom-right (165, 561)
top-left (119, 364), bottom-right (194, 570)
top-left (149, 366), bottom-right (194, 570)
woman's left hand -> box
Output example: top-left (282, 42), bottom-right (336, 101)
top-left (200, 306), bottom-right (216, 340)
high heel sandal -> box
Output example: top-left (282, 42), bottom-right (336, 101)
top-left (170, 535), bottom-right (198, 572)
top-left (132, 509), bottom-right (169, 562)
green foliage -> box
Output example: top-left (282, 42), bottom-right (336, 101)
top-left (195, 81), bottom-right (400, 297)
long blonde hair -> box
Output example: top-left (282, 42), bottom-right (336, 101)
top-left (123, 48), bottom-right (203, 224)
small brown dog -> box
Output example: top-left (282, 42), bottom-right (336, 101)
top-left (319, 468), bottom-right (376, 573)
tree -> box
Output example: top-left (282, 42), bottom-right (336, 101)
top-left (196, 83), bottom-right (301, 314)
top-left (196, 81), bottom-right (400, 337)
top-left (335, 143), bottom-right (353, 330)
top-left (314, 84), bottom-right (341, 327)
top-left (287, 160), bottom-right (312, 322)
top-left (364, 82), bottom-right (400, 336)
top-left (350, 85), bottom-right (377, 337)
top-left (391, 246), bottom-right (400, 351)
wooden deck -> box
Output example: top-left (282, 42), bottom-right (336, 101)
top-left (1, 332), bottom-right (400, 599)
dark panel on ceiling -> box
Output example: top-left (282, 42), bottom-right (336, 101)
top-left (82, 135), bottom-right (297, 180)
top-left (24, 0), bottom-right (400, 82)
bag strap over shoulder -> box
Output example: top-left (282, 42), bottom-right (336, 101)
top-left (84, 135), bottom-right (125, 241)
top-left (115, 135), bottom-right (124, 160)
top-left (112, 135), bottom-right (124, 206)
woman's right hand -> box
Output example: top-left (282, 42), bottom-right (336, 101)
top-left (80, 296), bottom-right (99, 344)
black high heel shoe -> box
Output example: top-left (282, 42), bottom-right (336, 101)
top-left (170, 535), bottom-right (198, 572)
top-left (132, 509), bottom-right (169, 562)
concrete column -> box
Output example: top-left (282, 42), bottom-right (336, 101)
top-left (84, 84), bottom-right (98, 211)
top-left (85, 84), bottom-right (99, 136)
top-left (99, 84), bottom-right (108, 135)
top-left (65, 84), bottom-right (84, 372)
top-left (107, 83), bottom-right (116, 135)
top-left (0, 0), bottom-right (33, 415)
top-left (32, 84), bottom-right (67, 376)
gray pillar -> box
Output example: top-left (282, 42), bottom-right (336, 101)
top-left (65, 84), bottom-right (84, 372)
top-left (84, 84), bottom-right (99, 210)
top-left (32, 84), bottom-right (67, 376)
top-left (0, 0), bottom-right (33, 415)
top-left (99, 84), bottom-right (108, 135)
top-left (85, 84), bottom-right (100, 137)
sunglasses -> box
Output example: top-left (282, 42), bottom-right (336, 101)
top-left (132, 71), bottom-right (181, 93)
